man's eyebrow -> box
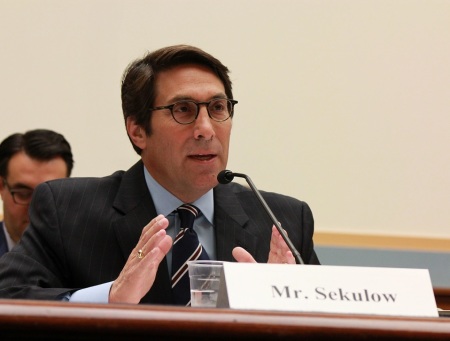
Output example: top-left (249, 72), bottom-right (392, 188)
top-left (7, 182), bottom-right (33, 190)
top-left (167, 93), bottom-right (228, 103)
top-left (167, 95), bottom-right (194, 103)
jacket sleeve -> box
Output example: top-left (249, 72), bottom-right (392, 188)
top-left (0, 181), bottom-right (77, 300)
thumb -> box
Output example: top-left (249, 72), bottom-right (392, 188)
top-left (232, 247), bottom-right (257, 263)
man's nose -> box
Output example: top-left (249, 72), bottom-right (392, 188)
top-left (193, 106), bottom-right (215, 140)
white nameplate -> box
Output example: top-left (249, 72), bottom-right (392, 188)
top-left (217, 263), bottom-right (438, 317)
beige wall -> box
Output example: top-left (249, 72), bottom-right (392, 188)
top-left (1, 0), bottom-right (449, 239)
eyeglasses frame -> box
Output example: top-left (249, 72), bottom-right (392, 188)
top-left (1, 178), bottom-right (34, 205)
top-left (149, 98), bottom-right (238, 125)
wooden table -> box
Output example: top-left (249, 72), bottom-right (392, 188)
top-left (0, 299), bottom-right (449, 340)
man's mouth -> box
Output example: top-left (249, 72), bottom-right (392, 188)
top-left (189, 154), bottom-right (216, 161)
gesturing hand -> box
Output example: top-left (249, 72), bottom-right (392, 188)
top-left (267, 226), bottom-right (295, 264)
top-left (232, 226), bottom-right (296, 264)
top-left (109, 214), bottom-right (172, 303)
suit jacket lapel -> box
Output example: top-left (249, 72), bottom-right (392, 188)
top-left (111, 161), bottom-right (155, 256)
top-left (213, 184), bottom-right (258, 262)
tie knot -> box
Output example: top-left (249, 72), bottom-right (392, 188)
top-left (177, 204), bottom-right (199, 230)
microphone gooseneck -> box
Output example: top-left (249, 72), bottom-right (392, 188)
top-left (217, 170), bottom-right (305, 265)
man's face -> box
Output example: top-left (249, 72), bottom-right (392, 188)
top-left (135, 64), bottom-right (232, 203)
top-left (0, 151), bottom-right (68, 243)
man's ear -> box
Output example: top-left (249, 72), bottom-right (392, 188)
top-left (126, 117), bottom-right (147, 150)
top-left (0, 178), bottom-right (5, 201)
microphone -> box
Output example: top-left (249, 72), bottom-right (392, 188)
top-left (217, 170), bottom-right (305, 265)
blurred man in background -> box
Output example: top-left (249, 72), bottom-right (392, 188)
top-left (0, 129), bottom-right (74, 256)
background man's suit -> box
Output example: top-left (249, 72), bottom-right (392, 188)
top-left (0, 161), bottom-right (319, 303)
top-left (0, 222), bottom-right (8, 256)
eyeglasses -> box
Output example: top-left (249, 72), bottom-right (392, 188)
top-left (149, 98), bottom-right (238, 125)
top-left (2, 179), bottom-right (34, 205)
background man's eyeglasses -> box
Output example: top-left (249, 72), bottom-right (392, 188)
top-left (2, 179), bottom-right (33, 205)
top-left (149, 98), bottom-right (238, 125)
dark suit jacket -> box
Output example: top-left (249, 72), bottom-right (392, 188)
top-left (0, 222), bottom-right (8, 256)
top-left (0, 161), bottom-right (319, 303)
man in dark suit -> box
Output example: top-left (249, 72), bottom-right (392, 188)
top-left (0, 129), bottom-right (73, 257)
top-left (0, 45), bottom-right (319, 305)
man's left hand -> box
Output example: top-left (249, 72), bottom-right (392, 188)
top-left (232, 226), bottom-right (296, 264)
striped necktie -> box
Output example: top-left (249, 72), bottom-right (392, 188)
top-left (171, 204), bottom-right (209, 306)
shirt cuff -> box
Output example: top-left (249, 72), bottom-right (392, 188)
top-left (69, 281), bottom-right (113, 303)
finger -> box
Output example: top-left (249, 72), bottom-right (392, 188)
top-left (270, 226), bottom-right (287, 253)
top-left (232, 247), bottom-right (257, 263)
top-left (133, 227), bottom-right (173, 270)
top-left (110, 230), bottom-right (172, 304)
top-left (133, 215), bottom-right (169, 257)
top-left (268, 225), bottom-right (296, 264)
top-left (269, 226), bottom-right (281, 251)
top-left (142, 214), bottom-right (169, 238)
top-left (284, 250), bottom-right (296, 264)
top-left (138, 232), bottom-right (172, 275)
top-left (140, 229), bottom-right (172, 263)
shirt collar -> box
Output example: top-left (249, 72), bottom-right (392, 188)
top-left (2, 222), bottom-right (16, 251)
top-left (143, 166), bottom-right (214, 224)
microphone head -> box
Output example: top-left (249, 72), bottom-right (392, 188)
top-left (217, 170), bottom-right (234, 184)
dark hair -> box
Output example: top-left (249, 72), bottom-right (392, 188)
top-left (121, 44), bottom-right (234, 154)
top-left (0, 129), bottom-right (74, 178)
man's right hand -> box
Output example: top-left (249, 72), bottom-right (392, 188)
top-left (109, 214), bottom-right (172, 303)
